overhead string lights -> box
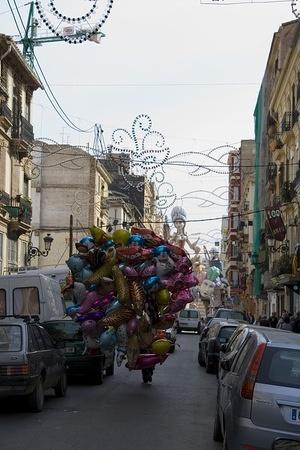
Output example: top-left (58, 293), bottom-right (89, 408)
top-left (34, 0), bottom-right (114, 44)
top-left (291, 0), bottom-right (300, 17)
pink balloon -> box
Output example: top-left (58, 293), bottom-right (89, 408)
top-left (134, 354), bottom-right (169, 370)
top-left (139, 264), bottom-right (156, 279)
top-left (123, 266), bottom-right (139, 279)
top-left (126, 318), bottom-right (139, 336)
top-left (79, 291), bottom-right (114, 314)
top-left (175, 257), bottom-right (192, 274)
top-left (167, 298), bottom-right (191, 314)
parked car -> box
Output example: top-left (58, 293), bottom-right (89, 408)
top-left (177, 309), bottom-right (201, 333)
top-left (213, 325), bottom-right (300, 449)
top-left (166, 322), bottom-right (177, 353)
top-left (213, 308), bottom-right (248, 322)
top-left (198, 321), bottom-right (239, 373)
top-left (43, 319), bottom-right (115, 384)
top-left (0, 316), bottom-right (67, 412)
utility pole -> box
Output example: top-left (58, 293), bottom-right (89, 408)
top-left (69, 214), bottom-right (73, 257)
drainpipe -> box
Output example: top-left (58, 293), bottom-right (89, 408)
top-left (0, 44), bottom-right (12, 63)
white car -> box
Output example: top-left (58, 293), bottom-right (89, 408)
top-left (176, 309), bottom-right (201, 334)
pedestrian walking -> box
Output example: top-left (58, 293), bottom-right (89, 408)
top-left (269, 312), bottom-right (278, 328)
top-left (280, 315), bottom-right (293, 331)
top-left (277, 310), bottom-right (288, 329)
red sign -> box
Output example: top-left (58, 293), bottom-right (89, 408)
top-left (265, 206), bottom-right (286, 241)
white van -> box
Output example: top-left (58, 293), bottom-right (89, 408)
top-left (0, 274), bottom-right (65, 321)
top-left (176, 308), bottom-right (201, 334)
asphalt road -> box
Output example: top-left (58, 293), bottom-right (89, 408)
top-left (0, 334), bottom-right (221, 450)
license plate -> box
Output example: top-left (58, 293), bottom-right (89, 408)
top-left (291, 408), bottom-right (300, 423)
top-left (65, 347), bottom-right (75, 354)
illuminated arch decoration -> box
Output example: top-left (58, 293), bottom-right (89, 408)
top-left (34, 0), bottom-right (114, 44)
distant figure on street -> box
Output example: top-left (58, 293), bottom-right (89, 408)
top-left (269, 312), bottom-right (278, 328)
top-left (280, 315), bottom-right (293, 331)
top-left (277, 310), bottom-right (288, 329)
top-left (293, 312), bottom-right (300, 333)
top-left (249, 313), bottom-right (255, 324)
top-left (259, 316), bottom-right (270, 327)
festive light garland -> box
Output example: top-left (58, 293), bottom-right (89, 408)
top-left (291, 0), bottom-right (300, 17)
top-left (34, 0), bottom-right (114, 44)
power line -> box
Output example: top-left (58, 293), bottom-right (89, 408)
top-left (47, 82), bottom-right (260, 87)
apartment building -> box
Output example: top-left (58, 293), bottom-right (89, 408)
top-left (0, 34), bottom-right (41, 273)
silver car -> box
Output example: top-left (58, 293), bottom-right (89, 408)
top-left (214, 325), bottom-right (300, 449)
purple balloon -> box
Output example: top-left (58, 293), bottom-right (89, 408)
top-left (126, 318), bottom-right (139, 336)
top-left (134, 354), bottom-right (169, 370)
top-left (81, 319), bottom-right (97, 335)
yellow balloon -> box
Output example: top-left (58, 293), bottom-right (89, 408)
top-left (156, 289), bottom-right (171, 306)
top-left (151, 339), bottom-right (172, 355)
top-left (112, 229), bottom-right (130, 246)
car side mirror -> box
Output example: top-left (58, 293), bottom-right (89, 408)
top-left (220, 358), bottom-right (233, 372)
top-left (220, 343), bottom-right (227, 352)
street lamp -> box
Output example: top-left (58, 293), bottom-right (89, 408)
top-left (27, 233), bottom-right (54, 262)
top-left (267, 238), bottom-right (289, 254)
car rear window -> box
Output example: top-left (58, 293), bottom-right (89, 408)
top-left (217, 310), bottom-right (244, 320)
top-left (179, 310), bottom-right (189, 318)
top-left (189, 311), bottom-right (199, 319)
top-left (0, 290), bottom-right (6, 315)
top-left (257, 347), bottom-right (300, 389)
top-left (0, 325), bottom-right (22, 351)
top-left (179, 310), bottom-right (198, 319)
top-left (219, 326), bottom-right (237, 342)
top-left (13, 287), bottom-right (40, 316)
top-left (44, 321), bottom-right (82, 341)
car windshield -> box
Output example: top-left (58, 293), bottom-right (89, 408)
top-left (179, 310), bottom-right (189, 318)
top-left (258, 347), bottom-right (300, 389)
top-left (217, 310), bottom-right (244, 320)
top-left (189, 311), bottom-right (199, 319)
top-left (44, 321), bottom-right (82, 342)
top-left (179, 310), bottom-right (198, 319)
top-left (218, 326), bottom-right (237, 342)
top-left (0, 325), bottom-right (22, 351)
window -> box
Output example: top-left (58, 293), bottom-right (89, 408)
top-left (218, 326), bottom-right (237, 344)
top-left (233, 186), bottom-right (240, 201)
top-left (0, 325), bottom-right (22, 352)
top-left (28, 326), bottom-right (39, 352)
top-left (7, 239), bottom-right (18, 268)
top-left (257, 348), bottom-right (300, 389)
top-left (43, 320), bottom-right (82, 343)
top-left (13, 287), bottom-right (40, 316)
top-left (179, 310), bottom-right (189, 318)
top-left (231, 241), bottom-right (238, 257)
top-left (231, 336), bottom-right (256, 373)
top-left (0, 289), bottom-right (6, 315)
top-left (25, 91), bottom-right (31, 122)
top-left (23, 174), bottom-right (29, 197)
top-left (0, 233), bottom-right (3, 275)
top-left (19, 241), bottom-right (27, 267)
top-left (97, 175), bottom-right (101, 194)
top-left (39, 326), bottom-right (54, 349)
top-left (30, 325), bottom-right (45, 350)
top-left (0, 63), bottom-right (8, 89)
top-left (231, 271), bottom-right (239, 288)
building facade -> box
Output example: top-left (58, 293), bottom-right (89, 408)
top-left (0, 34), bottom-right (41, 273)
top-left (31, 144), bottom-right (112, 268)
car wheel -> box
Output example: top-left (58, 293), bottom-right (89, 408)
top-left (54, 372), bottom-right (68, 397)
top-left (106, 363), bottom-right (114, 376)
top-left (213, 408), bottom-right (223, 442)
top-left (198, 349), bottom-right (205, 367)
top-left (27, 376), bottom-right (44, 412)
top-left (206, 357), bottom-right (214, 374)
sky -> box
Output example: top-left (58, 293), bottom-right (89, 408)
top-left (0, 0), bottom-right (295, 252)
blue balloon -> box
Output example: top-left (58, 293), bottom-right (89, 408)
top-left (128, 234), bottom-right (145, 246)
top-left (105, 298), bottom-right (122, 316)
top-left (75, 236), bottom-right (95, 252)
top-left (66, 305), bottom-right (80, 315)
top-left (152, 245), bottom-right (170, 257)
top-left (101, 239), bottom-right (115, 251)
top-left (99, 329), bottom-right (117, 351)
top-left (86, 283), bottom-right (97, 291)
top-left (143, 276), bottom-right (160, 290)
top-left (66, 255), bottom-right (87, 273)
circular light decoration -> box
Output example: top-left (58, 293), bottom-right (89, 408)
top-left (291, 0), bottom-right (300, 18)
top-left (34, 0), bottom-right (114, 44)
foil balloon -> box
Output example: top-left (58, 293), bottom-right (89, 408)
top-left (152, 245), bottom-right (170, 257)
top-left (77, 311), bottom-right (105, 323)
top-left (98, 307), bottom-right (135, 329)
top-left (112, 229), bottom-right (130, 246)
top-left (78, 291), bottom-right (101, 314)
top-left (128, 234), bottom-right (145, 247)
top-left (126, 335), bottom-right (140, 369)
top-left (151, 339), bottom-right (172, 355)
top-left (200, 279), bottom-right (215, 299)
top-left (81, 319), bottom-right (97, 336)
top-left (87, 258), bottom-right (116, 284)
top-left (74, 267), bottom-right (94, 283)
top-left (112, 265), bottom-right (131, 305)
top-left (175, 257), bottom-right (192, 274)
top-left (143, 276), bottom-right (160, 292)
top-left (66, 255), bottom-right (88, 274)
top-left (126, 317), bottom-right (139, 336)
top-left (99, 329), bottom-right (117, 351)
top-left (75, 236), bottom-right (95, 253)
top-left (89, 226), bottom-right (110, 245)
top-left (134, 354), bottom-right (169, 370)
top-left (156, 289), bottom-right (171, 307)
top-left (207, 266), bottom-right (220, 282)
top-left (130, 227), bottom-right (164, 247)
top-left (105, 298), bottom-right (122, 316)
top-left (129, 281), bottom-right (145, 316)
top-left (121, 266), bottom-right (139, 279)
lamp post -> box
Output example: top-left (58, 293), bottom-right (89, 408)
top-left (267, 238), bottom-right (289, 254)
top-left (27, 233), bottom-right (54, 263)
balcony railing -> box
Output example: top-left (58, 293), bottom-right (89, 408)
top-left (12, 116), bottom-right (34, 143)
top-left (3, 195), bottom-right (32, 225)
top-left (0, 102), bottom-right (12, 124)
top-left (0, 190), bottom-right (10, 207)
top-left (281, 111), bottom-right (299, 133)
top-left (280, 181), bottom-right (296, 203)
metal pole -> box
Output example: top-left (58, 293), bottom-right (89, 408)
top-left (69, 214), bottom-right (73, 257)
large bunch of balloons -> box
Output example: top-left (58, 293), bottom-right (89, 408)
top-left (64, 226), bottom-right (198, 376)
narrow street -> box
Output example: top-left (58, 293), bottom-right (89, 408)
top-left (0, 334), bottom-right (221, 450)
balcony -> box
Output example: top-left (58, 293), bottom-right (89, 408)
top-left (281, 112), bottom-right (298, 142)
top-left (0, 102), bottom-right (12, 131)
top-left (3, 195), bottom-right (32, 227)
top-left (280, 181), bottom-right (296, 204)
top-left (266, 162), bottom-right (277, 190)
top-left (11, 116), bottom-right (34, 160)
